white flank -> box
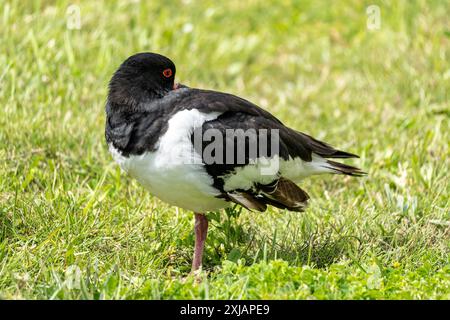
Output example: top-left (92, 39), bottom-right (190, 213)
top-left (110, 109), bottom-right (229, 212)
top-left (279, 153), bottom-right (335, 181)
top-left (222, 156), bottom-right (280, 191)
top-left (222, 153), bottom-right (333, 191)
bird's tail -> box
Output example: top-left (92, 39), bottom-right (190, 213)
top-left (324, 160), bottom-right (366, 177)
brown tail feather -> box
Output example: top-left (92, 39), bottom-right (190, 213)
top-left (227, 191), bottom-right (267, 212)
top-left (258, 177), bottom-right (309, 212)
top-left (226, 178), bottom-right (310, 212)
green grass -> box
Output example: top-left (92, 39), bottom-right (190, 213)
top-left (0, 0), bottom-right (449, 299)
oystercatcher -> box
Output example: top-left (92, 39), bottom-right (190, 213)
top-left (105, 52), bottom-right (365, 272)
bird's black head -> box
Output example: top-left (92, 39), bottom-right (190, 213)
top-left (108, 52), bottom-right (176, 106)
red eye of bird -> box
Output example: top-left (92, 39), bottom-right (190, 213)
top-left (162, 68), bottom-right (172, 78)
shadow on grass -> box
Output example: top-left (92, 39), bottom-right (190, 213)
top-left (163, 205), bottom-right (364, 272)
top-left (251, 230), bottom-right (359, 268)
top-left (206, 207), bottom-right (363, 270)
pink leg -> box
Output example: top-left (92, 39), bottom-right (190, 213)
top-left (192, 213), bottom-right (208, 272)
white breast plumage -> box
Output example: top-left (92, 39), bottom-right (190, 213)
top-left (109, 109), bottom-right (229, 212)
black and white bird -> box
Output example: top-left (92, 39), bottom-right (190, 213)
top-left (105, 52), bottom-right (365, 272)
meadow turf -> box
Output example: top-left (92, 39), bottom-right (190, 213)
top-left (0, 0), bottom-right (449, 299)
